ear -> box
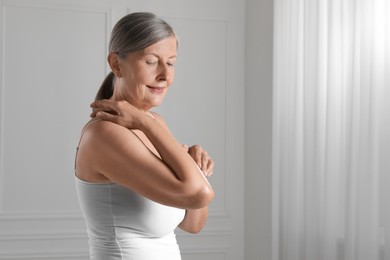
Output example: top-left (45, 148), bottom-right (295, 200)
top-left (108, 53), bottom-right (122, 78)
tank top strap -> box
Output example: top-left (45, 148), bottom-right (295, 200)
top-left (74, 118), bottom-right (101, 172)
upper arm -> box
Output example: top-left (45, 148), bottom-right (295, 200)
top-left (82, 120), bottom-right (205, 209)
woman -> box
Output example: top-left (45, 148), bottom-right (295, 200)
top-left (74, 12), bottom-right (215, 259)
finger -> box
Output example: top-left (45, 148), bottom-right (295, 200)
top-left (91, 108), bottom-right (106, 118)
top-left (190, 146), bottom-right (202, 167)
top-left (92, 101), bottom-right (122, 117)
top-left (91, 100), bottom-right (118, 113)
top-left (182, 144), bottom-right (189, 152)
top-left (95, 111), bottom-right (121, 124)
top-left (91, 99), bottom-right (111, 109)
top-left (206, 159), bottom-right (214, 177)
top-left (91, 108), bottom-right (118, 118)
top-left (91, 106), bottom-right (108, 117)
top-left (188, 148), bottom-right (196, 163)
top-left (201, 153), bottom-right (209, 172)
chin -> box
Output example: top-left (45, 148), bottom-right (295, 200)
top-left (144, 101), bottom-right (163, 110)
top-left (152, 101), bottom-right (163, 108)
top-left (151, 97), bottom-right (166, 107)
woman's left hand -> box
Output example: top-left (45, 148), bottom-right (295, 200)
top-left (182, 144), bottom-right (214, 178)
top-left (179, 144), bottom-right (213, 233)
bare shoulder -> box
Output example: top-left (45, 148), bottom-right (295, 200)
top-left (76, 119), bottom-right (134, 182)
top-left (81, 119), bottom-right (140, 149)
top-left (149, 111), bottom-right (170, 131)
top-left (84, 119), bottom-right (127, 136)
top-left (76, 119), bottom-right (152, 182)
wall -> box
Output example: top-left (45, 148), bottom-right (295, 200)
top-left (245, 0), bottom-right (274, 259)
top-left (0, 0), bottom-right (246, 259)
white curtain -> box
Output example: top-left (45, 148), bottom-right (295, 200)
top-left (272, 0), bottom-right (390, 260)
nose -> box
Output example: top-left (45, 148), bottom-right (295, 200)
top-left (156, 64), bottom-right (172, 82)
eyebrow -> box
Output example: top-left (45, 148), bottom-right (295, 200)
top-left (144, 52), bottom-right (177, 59)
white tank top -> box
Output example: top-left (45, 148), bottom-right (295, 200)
top-left (75, 177), bottom-right (185, 259)
top-left (75, 120), bottom-right (185, 259)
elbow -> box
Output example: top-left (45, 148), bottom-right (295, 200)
top-left (187, 185), bottom-right (215, 209)
top-left (185, 225), bottom-right (203, 234)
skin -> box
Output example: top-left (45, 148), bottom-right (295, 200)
top-left (75, 36), bottom-right (214, 233)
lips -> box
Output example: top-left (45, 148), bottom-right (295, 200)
top-left (147, 85), bottom-right (165, 94)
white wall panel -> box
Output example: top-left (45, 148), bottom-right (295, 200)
top-left (0, 2), bottom-right (109, 213)
top-left (0, 212), bottom-right (88, 259)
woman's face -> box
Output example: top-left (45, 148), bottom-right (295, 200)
top-left (112, 36), bottom-right (177, 111)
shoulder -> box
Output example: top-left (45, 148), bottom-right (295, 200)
top-left (76, 119), bottom-right (153, 183)
top-left (149, 111), bottom-right (170, 131)
top-left (79, 119), bottom-right (153, 166)
top-left (81, 119), bottom-right (138, 149)
top-left (83, 119), bottom-right (125, 137)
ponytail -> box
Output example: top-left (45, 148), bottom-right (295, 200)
top-left (95, 71), bottom-right (115, 100)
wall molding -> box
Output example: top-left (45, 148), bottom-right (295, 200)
top-left (181, 247), bottom-right (229, 254)
top-left (0, 252), bottom-right (88, 260)
top-left (0, 231), bottom-right (86, 241)
top-left (0, 211), bottom-right (82, 220)
top-left (0, 0), bottom-right (113, 14)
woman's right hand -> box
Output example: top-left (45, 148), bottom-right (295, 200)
top-left (90, 100), bottom-right (147, 129)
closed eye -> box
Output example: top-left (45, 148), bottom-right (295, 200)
top-left (146, 60), bottom-right (158, 65)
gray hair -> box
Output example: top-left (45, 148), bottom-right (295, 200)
top-left (96, 12), bottom-right (176, 100)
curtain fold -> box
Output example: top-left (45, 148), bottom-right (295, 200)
top-left (273, 0), bottom-right (390, 259)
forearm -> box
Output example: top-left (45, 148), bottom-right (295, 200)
top-left (140, 115), bottom-right (204, 182)
top-left (178, 207), bottom-right (209, 234)
top-left (139, 115), bottom-right (213, 207)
